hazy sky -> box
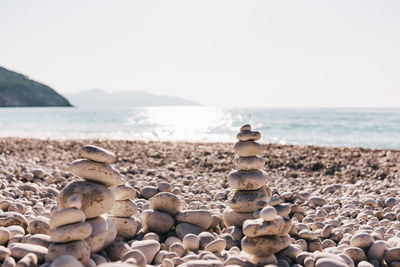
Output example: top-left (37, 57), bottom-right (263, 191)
top-left (1, 0), bottom-right (399, 107)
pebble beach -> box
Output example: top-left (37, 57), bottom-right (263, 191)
top-left (0, 130), bottom-right (400, 267)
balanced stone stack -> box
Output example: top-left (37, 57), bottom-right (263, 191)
top-left (47, 197), bottom-right (92, 264)
top-left (222, 124), bottom-right (271, 227)
top-left (142, 192), bottom-right (182, 235)
top-left (110, 184), bottom-right (140, 239)
top-left (241, 206), bottom-right (291, 266)
top-left (47, 145), bottom-right (124, 263)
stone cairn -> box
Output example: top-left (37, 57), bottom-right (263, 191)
top-left (241, 205), bottom-right (292, 265)
top-left (46, 145), bottom-right (125, 264)
top-left (222, 124), bottom-right (271, 228)
top-left (110, 184), bottom-right (140, 240)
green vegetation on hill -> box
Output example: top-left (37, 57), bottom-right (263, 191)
top-left (0, 66), bottom-right (71, 107)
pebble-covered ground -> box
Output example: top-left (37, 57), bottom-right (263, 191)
top-left (1, 138), bottom-right (400, 267)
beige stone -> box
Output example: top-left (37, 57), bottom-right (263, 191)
top-left (204, 239), bottom-right (226, 253)
top-left (16, 252), bottom-right (37, 267)
top-left (122, 249), bottom-right (147, 267)
top-left (131, 240), bottom-right (161, 264)
top-left (259, 206), bottom-right (277, 221)
top-left (243, 217), bottom-right (285, 237)
top-left (50, 255), bottom-right (84, 267)
top-left (385, 247), bottom-right (400, 264)
top-left (367, 240), bottom-right (387, 261)
top-left (0, 212), bottom-right (28, 229)
top-left (222, 207), bottom-right (254, 227)
top-left (175, 223), bottom-right (203, 240)
top-left (67, 196), bottom-right (82, 209)
top-left (234, 141), bottom-right (262, 157)
top-left (46, 240), bottom-right (90, 265)
top-left (0, 245), bottom-right (10, 261)
top-left (109, 199), bottom-right (137, 217)
top-left (315, 258), bottom-right (348, 267)
top-left (85, 215), bottom-right (108, 253)
top-left (175, 210), bottom-right (213, 230)
top-left (241, 234), bottom-right (290, 257)
top-left (142, 209), bottom-right (174, 234)
top-left (27, 217), bottom-right (50, 235)
top-left (49, 208), bottom-right (86, 229)
top-left (26, 234), bottom-right (51, 248)
top-left (58, 181), bottom-right (114, 219)
top-left (80, 145), bottom-right (116, 164)
top-left (9, 243), bottom-right (48, 263)
top-left (227, 170), bottom-right (267, 190)
top-left (180, 260), bottom-right (223, 267)
top-left (227, 186), bottom-right (271, 212)
top-left (112, 185), bottom-right (136, 201)
top-left (236, 130), bottom-right (261, 141)
top-left (111, 216), bottom-right (139, 239)
top-left (50, 222), bottom-right (92, 243)
top-left (233, 155), bottom-right (265, 170)
top-left (68, 159), bottom-right (124, 187)
top-left (149, 192), bottom-right (182, 216)
top-left (240, 124), bottom-right (251, 131)
top-left (350, 233), bottom-right (374, 250)
top-left (182, 234), bottom-right (200, 251)
top-left (344, 247), bottom-right (367, 264)
top-left (0, 226), bottom-right (10, 245)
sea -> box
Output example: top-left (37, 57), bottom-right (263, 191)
top-left (0, 107), bottom-right (399, 150)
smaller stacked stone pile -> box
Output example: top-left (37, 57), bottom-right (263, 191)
top-left (241, 206), bottom-right (292, 266)
top-left (47, 145), bottom-right (124, 264)
top-left (47, 197), bottom-right (92, 265)
top-left (109, 184), bottom-right (139, 239)
top-left (142, 192), bottom-right (182, 235)
top-left (222, 124), bottom-right (271, 227)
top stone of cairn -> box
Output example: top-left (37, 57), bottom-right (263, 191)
top-left (80, 145), bottom-right (116, 163)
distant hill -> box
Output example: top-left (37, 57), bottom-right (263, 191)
top-left (66, 89), bottom-right (200, 107)
top-left (0, 66), bottom-right (71, 107)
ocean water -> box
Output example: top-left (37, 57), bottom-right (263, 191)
top-left (0, 107), bottom-right (400, 149)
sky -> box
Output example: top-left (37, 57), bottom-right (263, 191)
top-left (0, 0), bottom-right (399, 107)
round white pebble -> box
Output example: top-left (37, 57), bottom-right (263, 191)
top-left (259, 206), bottom-right (277, 222)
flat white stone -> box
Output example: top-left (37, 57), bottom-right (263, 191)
top-left (80, 145), bottom-right (116, 164)
top-left (49, 208), bottom-right (86, 230)
top-left (243, 217), bottom-right (285, 237)
top-left (240, 124), bottom-right (251, 131)
top-left (130, 240), bottom-right (161, 264)
top-left (234, 141), bottom-right (262, 157)
top-left (142, 209), bottom-right (174, 234)
top-left (259, 206), bottom-right (277, 222)
top-left (46, 240), bottom-right (90, 265)
top-left (236, 130), bottom-right (261, 141)
top-left (112, 185), bottom-right (136, 201)
top-left (241, 234), bottom-right (291, 257)
top-left (175, 210), bottom-right (213, 230)
top-left (68, 159), bottom-right (125, 187)
top-left (111, 216), bottom-right (139, 239)
top-left (50, 222), bottom-right (92, 243)
top-left (149, 192), bottom-right (182, 216)
top-left (221, 207), bottom-right (254, 228)
top-left (227, 170), bottom-right (267, 190)
top-left (233, 155), bottom-right (265, 170)
top-left (228, 185), bottom-right (271, 212)
top-left (109, 199), bottom-right (137, 217)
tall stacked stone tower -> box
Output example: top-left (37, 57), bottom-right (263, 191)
top-left (222, 124), bottom-right (271, 227)
top-left (47, 145), bottom-right (124, 264)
